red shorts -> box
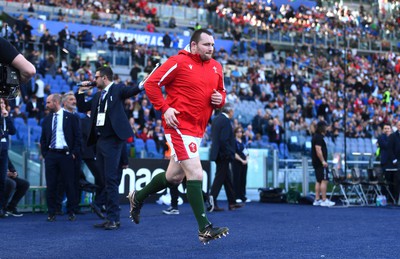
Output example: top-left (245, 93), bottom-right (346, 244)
top-left (165, 129), bottom-right (202, 162)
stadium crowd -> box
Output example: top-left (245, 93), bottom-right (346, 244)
top-left (1, 0), bottom-right (400, 159)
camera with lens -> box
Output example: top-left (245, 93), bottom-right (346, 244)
top-left (0, 63), bottom-right (20, 99)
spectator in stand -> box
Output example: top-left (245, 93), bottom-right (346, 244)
top-left (226, 89), bottom-right (240, 104)
top-left (162, 32), bottom-right (171, 48)
top-left (107, 33), bottom-right (117, 51)
top-left (33, 74), bottom-right (45, 111)
top-left (27, 2), bottom-right (35, 12)
top-left (256, 39), bottom-right (265, 59)
top-left (231, 40), bottom-right (240, 58)
top-left (128, 117), bottom-right (140, 137)
top-left (11, 105), bottom-right (27, 123)
top-left (168, 16), bottom-right (176, 29)
top-left (138, 106), bottom-right (155, 128)
top-left (252, 109), bottom-right (264, 135)
top-left (222, 27), bottom-right (234, 40)
top-left (171, 32), bottom-right (180, 49)
top-left (153, 124), bottom-right (165, 153)
top-left (317, 98), bottom-right (331, 124)
top-left (267, 117), bottom-right (285, 146)
top-left (143, 60), bottom-right (155, 74)
top-left (146, 20), bottom-right (156, 32)
top-left (26, 95), bottom-right (41, 120)
top-left (46, 54), bottom-right (57, 78)
top-left (58, 25), bottom-right (70, 49)
top-left (129, 62), bottom-right (141, 86)
top-left (70, 55), bottom-right (81, 72)
top-left (39, 29), bottom-right (57, 55)
top-left (243, 124), bottom-right (255, 146)
top-left (136, 126), bottom-right (153, 142)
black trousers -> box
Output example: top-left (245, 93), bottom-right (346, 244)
top-left (384, 168), bottom-right (400, 203)
top-left (96, 136), bottom-right (124, 222)
top-left (45, 151), bottom-right (75, 215)
top-left (4, 177), bottom-right (30, 209)
top-left (83, 158), bottom-right (105, 206)
top-left (210, 158), bottom-right (236, 206)
top-left (232, 160), bottom-right (248, 201)
top-left (55, 157), bottom-right (84, 213)
top-left (0, 145), bottom-right (8, 209)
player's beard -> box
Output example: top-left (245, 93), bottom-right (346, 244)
top-left (200, 51), bottom-right (213, 61)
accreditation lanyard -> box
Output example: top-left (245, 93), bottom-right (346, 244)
top-left (96, 94), bottom-right (108, 127)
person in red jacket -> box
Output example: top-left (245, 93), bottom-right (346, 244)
top-left (128, 29), bottom-right (228, 244)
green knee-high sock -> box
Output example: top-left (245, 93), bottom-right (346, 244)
top-left (136, 172), bottom-right (169, 202)
top-left (186, 180), bottom-right (210, 231)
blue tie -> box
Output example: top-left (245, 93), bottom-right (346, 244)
top-left (50, 113), bottom-right (58, 148)
top-left (101, 90), bottom-right (106, 100)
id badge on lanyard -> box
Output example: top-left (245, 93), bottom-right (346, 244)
top-left (96, 96), bottom-right (108, 127)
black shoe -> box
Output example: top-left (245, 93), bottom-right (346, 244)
top-left (47, 215), bottom-right (56, 222)
top-left (6, 207), bottom-right (23, 217)
top-left (0, 209), bottom-right (6, 218)
top-left (198, 224), bottom-right (229, 244)
top-left (212, 206), bottom-right (225, 212)
top-left (127, 191), bottom-right (143, 224)
top-left (90, 203), bottom-right (105, 219)
top-left (104, 221), bottom-right (120, 230)
top-left (94, 220), bottom-right (120, 229)
top-left (94, 220), bottom-right (108, 228)
top-left (68, 213), bottom-right (76, 221)
top-left (229, 203), bottom-right (244, 211)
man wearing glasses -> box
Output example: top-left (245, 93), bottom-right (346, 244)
top-left (76, 66), bottom-right (143, 230)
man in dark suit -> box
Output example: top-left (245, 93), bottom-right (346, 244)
top-left (387, 121), bottom-right (400, 203)
top-left (40, 94), bottom-right (82, 222)
top-left (378, 122), bottom-right (395, 202)
top-left (80, 110), bottom-right (106, 220)
top-left (378, 123), bottom-right (392, 173)
top-left (209, 103), bottom-right (243, 211)
top-left (76, 66), bottom-right (142, 230)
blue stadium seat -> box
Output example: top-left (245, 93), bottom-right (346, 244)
top-left (13, 117), bottom-right (26, 128)
top-left (145, 139), bottom-right (163, 158)
top-left (27, 118), bottom-right (39, 127)
top-left (134, 138), bottom-right (145, 158)
top-left (61, 84), bottom-right (71, 93)
top-left (20, 103), bottom-right (27, 113)
top-left (30, 126), bottom-right (42, 148)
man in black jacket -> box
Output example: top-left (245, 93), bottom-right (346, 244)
top-left (76, 66), bottom-right (142, 230)
top-left (40, 94), bottom-right (82, 222)
top-left (388, 121), bottom-right (400, 203)
top-left (209, 103), bottom-right (243, 211)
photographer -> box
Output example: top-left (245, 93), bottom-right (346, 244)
top-left (0, 37), bottom-right (36, 84)
top-left (0, 98), bottom-right (17, 217)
